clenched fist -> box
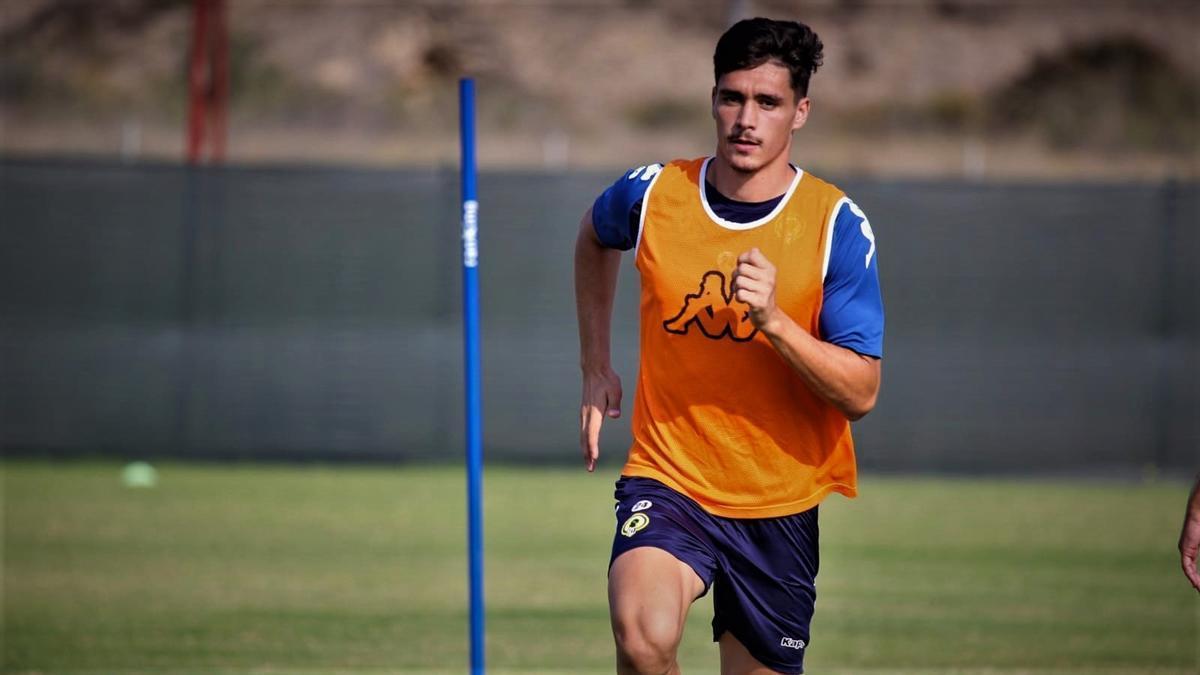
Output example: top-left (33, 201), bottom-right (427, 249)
top-left (731, 248), bottom-right (780, 331)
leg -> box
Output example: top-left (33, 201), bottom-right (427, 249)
top-left (609, 547), bottom-right (706, 675)
top-left (718, 632), bottom-right (783, 675)
top-left (708, 506), bottom-right (819, 675)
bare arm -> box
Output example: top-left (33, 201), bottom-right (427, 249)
top-left (731, 248), bottom-right (880, 420)
top-left (1180, 473), bottom-right (1200, 592)
top-left (574, 207), bottom-right (624, 471)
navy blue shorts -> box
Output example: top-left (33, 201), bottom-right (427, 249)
top-left (609, 476), bottom-right (819, 674)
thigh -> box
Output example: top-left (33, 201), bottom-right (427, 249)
top-left (718, 632), bottom-right (784, 675)
top-left (608, 546), bottom-right (705, 645)
top-left (608, 477), bottom-right (717, 648)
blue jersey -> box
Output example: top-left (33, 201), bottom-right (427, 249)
top-left (592, 163), bottom-right (884, 358)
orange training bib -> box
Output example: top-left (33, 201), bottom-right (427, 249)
top-left (622, 157), bottom-right (858, 518)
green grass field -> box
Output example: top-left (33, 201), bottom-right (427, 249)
top-left (2, 461), bottom-right (1196, 674)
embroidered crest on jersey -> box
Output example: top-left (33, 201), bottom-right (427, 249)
top-left (662, 271), bottom-right (758, 342)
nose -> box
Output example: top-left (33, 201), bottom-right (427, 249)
top-left (736, 101), bottom-right (757, 131)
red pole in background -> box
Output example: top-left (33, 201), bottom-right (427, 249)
top-left (186, 0), bottom-right (228, 164)
top-left (210, 0), bottom-right (229, 162)
top-left (185, 0), bottom-right (209, 163)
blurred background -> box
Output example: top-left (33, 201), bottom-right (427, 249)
top-left (3, 0), bottom-right (1199, 176)
top-left (1, 0), bottom-right (1196, 471)
top-left (1, 1), bottom-right (1198, 673)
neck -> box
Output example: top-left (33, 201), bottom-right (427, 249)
top-left (707, 152), bottom-right (796, 202)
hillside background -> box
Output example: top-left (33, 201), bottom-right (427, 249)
top-left (2, 0), bottom-right (1197, 178)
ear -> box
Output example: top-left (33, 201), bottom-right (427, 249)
top-left (711, 86), bottom-right (718, 120)
top-left (792, 96), bottom-right (810, 132)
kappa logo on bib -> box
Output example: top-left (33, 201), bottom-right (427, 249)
top-left (621, 513), bottom-right (650, 537)
top-left (662, 271), bottom-right (758, 342)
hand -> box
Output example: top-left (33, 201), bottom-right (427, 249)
top-left (1180, 480), bottom-right (1200, 592)
top-left (579, 366), bottom-right (622, 472)
top-left (731, 248), bottom-right (780, 330)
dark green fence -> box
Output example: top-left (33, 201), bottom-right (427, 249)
top-left (1, 158), bottom-right (1195, 472)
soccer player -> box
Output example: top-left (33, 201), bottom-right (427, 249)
top-left (574, 18), bottom-right (884, 675)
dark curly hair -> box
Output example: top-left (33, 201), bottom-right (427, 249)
top-left (713, 18), bottom-right (824, 98)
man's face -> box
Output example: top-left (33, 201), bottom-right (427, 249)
top-left (711, 61), bottom-right (809, 174)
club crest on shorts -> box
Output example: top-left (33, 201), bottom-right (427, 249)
top-left (631, 499), bottom-right (653, 512)
top-left (621, 512), bottom-right (650, 537)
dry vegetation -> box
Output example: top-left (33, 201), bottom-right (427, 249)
top-left (1, 0), bottom-right (1197, 179)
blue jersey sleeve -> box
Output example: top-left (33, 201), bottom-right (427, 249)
top-left (590, 164), bottom-right (662, 250)
top-left (819, 198), bottom-right (884, 358)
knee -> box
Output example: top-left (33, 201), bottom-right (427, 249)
top-left (613, 610), bottom-right (680, 675)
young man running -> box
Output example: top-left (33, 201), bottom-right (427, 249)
top-left (575, 18), bottom-right (884, 675)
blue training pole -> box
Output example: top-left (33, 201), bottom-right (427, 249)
top-left (459, 77), bottom-right (485, 675)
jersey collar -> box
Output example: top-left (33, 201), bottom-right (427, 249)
top-left (698, 156), bottom-right (804, 231)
